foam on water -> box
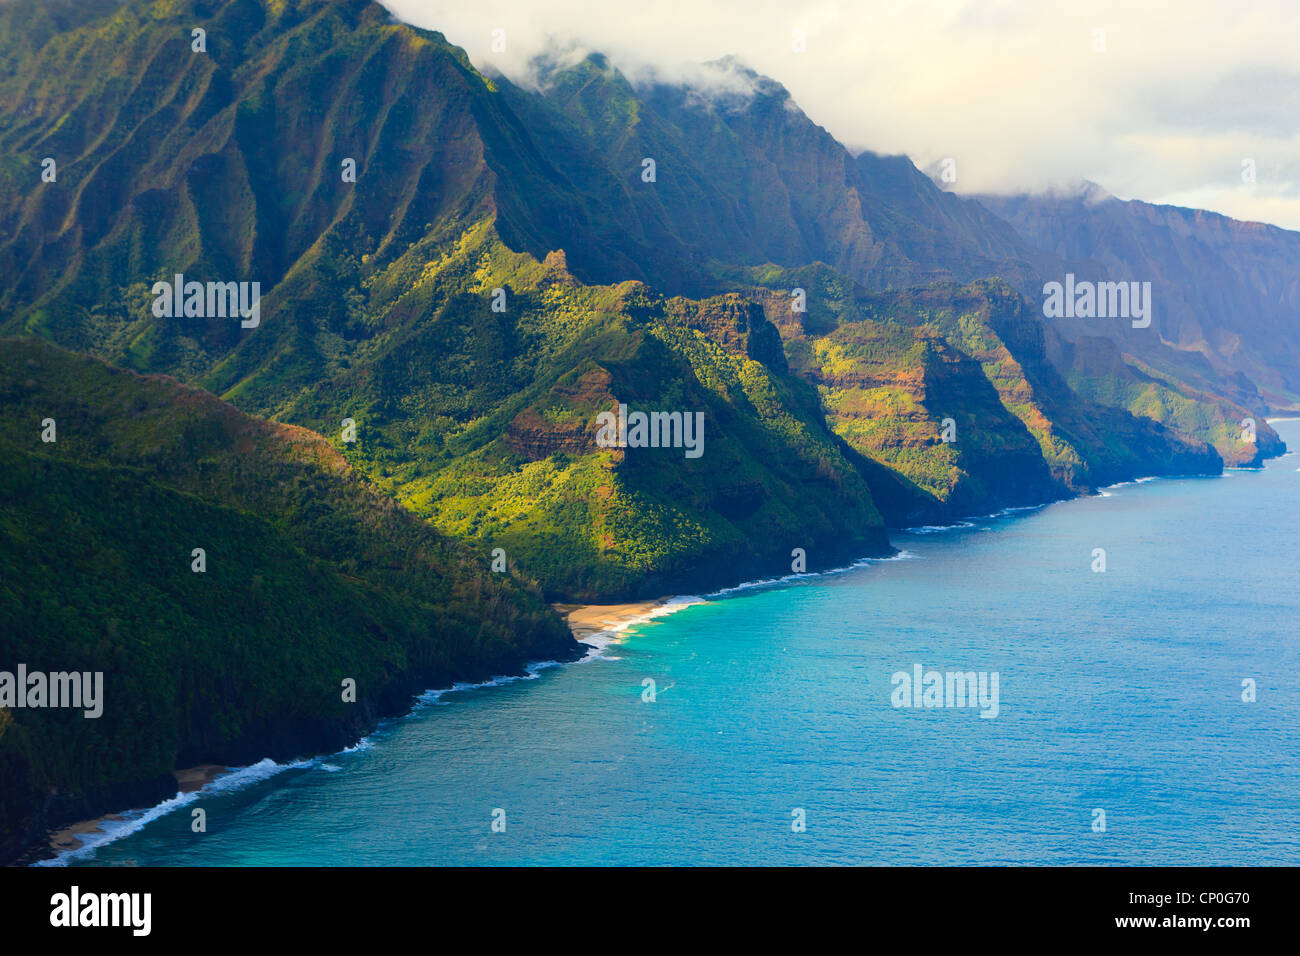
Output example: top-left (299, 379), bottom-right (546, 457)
top-left (47, 423), bottom-right (1300, 866)
top-left (37, 757), bottom-right (313, 866)
top-left (706, 550), bottom-right (917, 599)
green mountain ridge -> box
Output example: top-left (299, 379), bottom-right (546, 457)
top-left (0, 0), bottom-right (1268, 595)
top-left (497, 49), bottom-right (1054, 296)
top-left (0, 0), bottom-right (1252, 518)
top-left (0, 0), bottom-right (1288, 864)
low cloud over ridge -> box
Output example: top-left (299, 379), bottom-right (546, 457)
top-left (381, 0), bottom-right (1300, 231)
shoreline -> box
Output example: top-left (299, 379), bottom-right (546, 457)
top-left (553, 458), bottom-right (1287, 634)
top-left (46, 764), bottom-right (230, 857)
top-left (26, 522), bottom-right (1060, 864)
top-left (554, 599), bottom-right (698, 646)
top-left (36, 596), bottom-right (759, 863)
top-left (35, 446), bottom-right (1290, 865)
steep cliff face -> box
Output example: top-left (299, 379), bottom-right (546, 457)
top-left (0, 0), bottom-right (599, 369)
top-left (979, 187), bottom-right (1300, 413)
top-left (0, 0), bottom-right (1274, 494)
top-left (0, 1), bottom-right (883, 601)
top-left (755, 278), bottom-right (1223, 523)
top-left (664, 293), bottom-right (789, 373)
top-left (1047, 334), bottom-right (1284, 467)
top-left (498, 55), bottom-right (1284, 464)
top-left (282, 227), bottom-right (894, 601)
top-left (0, 1), bottom-right (1282, 865)
top-left (497, 53), bottom-right (1052, 296)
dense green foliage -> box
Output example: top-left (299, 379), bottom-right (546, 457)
top-left (270, 227), bottom-right (893, 598)
top-left (1051, 335), bottom-right (1283, 467)
top-left (0, 0), bottom-right (1243, 592)
top-left (0, 0), bottom-right (1285, 863)
top-left (0, 338), bottom-right (574, 860)
top-left (0, 0), bottom-right (900, 598)
top-left (743, 272), bottom-right (1227, 514)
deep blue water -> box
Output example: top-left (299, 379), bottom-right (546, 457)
top-left (56, 422), bottom-right (1300, 866)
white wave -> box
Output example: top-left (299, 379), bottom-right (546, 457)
top-left (900, 500), bottom-right (1047, 533)
top-left (993, 503), bottom-right (1046, 515)
top-left (29, 558), bottom-right (887, 864)
top-left (206, 756), bottom-right (313, 792)
top-left (903, 520), bottom-right (976, 534)
top-left (706, 549), bottom-right (916, 599)
top-left (1097, 474), bottom-right (1167, 495)
top-left (709, 571), bottom-right (819, 595)
top-left (405, 646), bottom-right (612, 714)
top-left (574, 595), bottom-right (708, 660)
top-left (35, 757), bottom-right (310, 866)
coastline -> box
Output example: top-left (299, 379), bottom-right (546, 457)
top-left (47, 814), bottom-right (128, 856)
top-left (554, 598), bottom-right (706, 654)
top-left (36, 598), bottom-right (731, 864)
top-left (46, 764), bottom-right (231, 857)
top-left (34, 448), bottom-right (1290, 866)
top-left (555, 600), bottom-right (677, 642)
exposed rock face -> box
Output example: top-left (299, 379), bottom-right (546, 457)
top-left (0, 0), bottom-right (1286, 866)
top-left (1048, 334), bottom-right (1285, 467)
top-left (502, 53), bottom-right (1053, 296)
top-left (755, 279), bottom-right (1226, 522)
top-left (666, 293), bottom-right (789, 373)
top-left (507, 367), bottom-right (615, 461)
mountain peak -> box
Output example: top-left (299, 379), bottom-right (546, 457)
top-left (1042, 179), bottom-right (1117, 205)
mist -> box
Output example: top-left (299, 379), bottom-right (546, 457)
top-left (380, 0), bottom-right (1300, 230)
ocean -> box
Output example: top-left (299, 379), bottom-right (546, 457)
top-left (50, 421), bottom-right (1300, 866)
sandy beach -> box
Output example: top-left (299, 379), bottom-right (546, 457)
top-left (174, 763), bottom-right (228, 793)
top-left (39, 603), bottom-right (672, 861)
top-left (45, 607), bottom-right (689, 860)
top-left (48, 813), bottom-right (129, 854)
top-left (554, 599), bottom-right (694, 644)
top-left (46, 763), bottom-right (230, 857)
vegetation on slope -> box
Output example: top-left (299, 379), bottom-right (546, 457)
top-left (0, 1), bottom-right (1279, 864)
top-left (0, 337), bottom-right (575, 862)
top-left (747, 268), bottom-right (1224, 519)
top-left (1049, 335), bottom-right (1284, 467)
top-left (0, 0), bottom-right (1255, 569)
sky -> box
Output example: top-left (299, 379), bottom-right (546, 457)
top-left (380, 0), bottom-right (1300, 232)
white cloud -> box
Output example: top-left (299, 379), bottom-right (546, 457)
top-left (381, 0), bottom-right (1300, 230)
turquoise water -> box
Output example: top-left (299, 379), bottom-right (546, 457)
top-left (60, 422), bottom-right (1300, 866)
